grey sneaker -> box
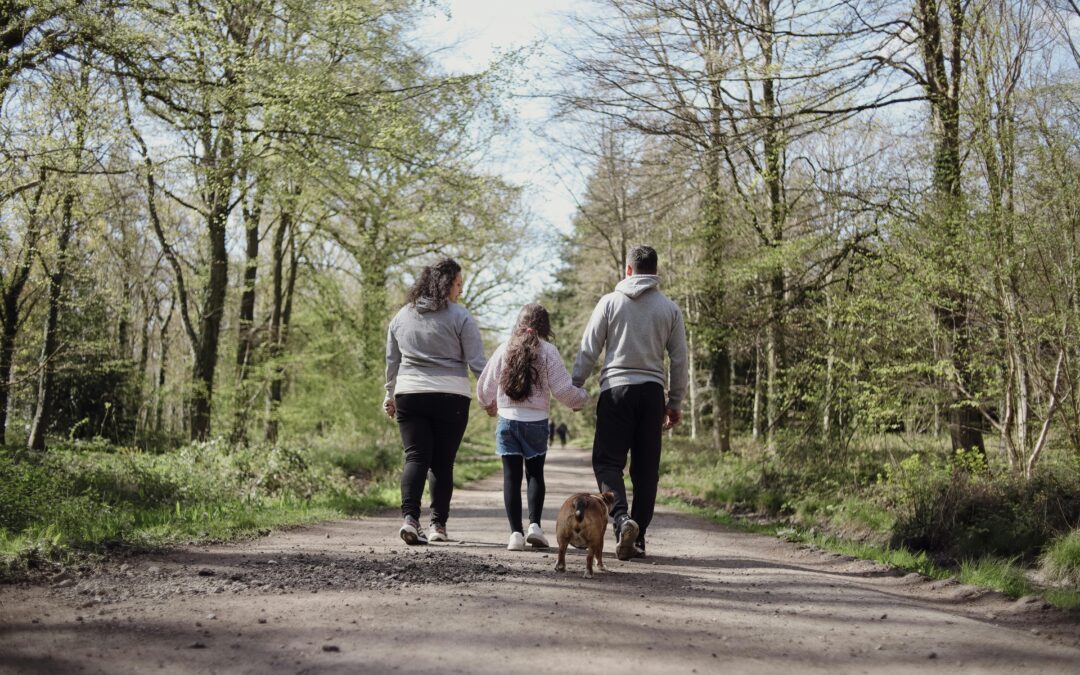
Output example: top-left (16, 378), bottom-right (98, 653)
top-left (428, 522), bottom-right (448, 542)
top-left (615, 517), bottom-right (639, 561)
top-left (399, 516), bottom-right (428, 545)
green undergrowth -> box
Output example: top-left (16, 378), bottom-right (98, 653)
top-left (0, 433), bottom-right (501, 579)
top-left (659, 435), bottom-right (1080, 610)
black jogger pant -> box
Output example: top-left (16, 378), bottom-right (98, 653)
top-left (592, 382), bottom-right (665, 541)
top-left (395, 392), bottom-right (470, 523)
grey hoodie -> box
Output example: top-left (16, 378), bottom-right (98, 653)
top-left (384, 298), bottom-right (487, 398)
top-left (571, 275), bottom-right (689, 410)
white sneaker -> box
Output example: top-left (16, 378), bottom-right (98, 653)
top-left (526, 523), bottom-right (549, 548)
top-left (507, 531), bottom-right (526, 551)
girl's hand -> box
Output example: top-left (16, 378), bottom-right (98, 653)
top-left (383, 399), bottom-right (396, 418)
top-left (484, 402), bottom-right (498, 417)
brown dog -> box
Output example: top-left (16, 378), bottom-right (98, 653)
top-left (554, 491), bottom-right (616, 578)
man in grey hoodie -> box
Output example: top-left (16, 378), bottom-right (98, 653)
top-left (572, 245), bottom-right (689, 560)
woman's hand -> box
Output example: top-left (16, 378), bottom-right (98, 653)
top-left (383, 398), bottom-right (396, 419)
top-left (484, 402), bottom-right (497, 417)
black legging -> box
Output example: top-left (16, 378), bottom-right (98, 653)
top-left (502, 454), bottom-right (546, 533)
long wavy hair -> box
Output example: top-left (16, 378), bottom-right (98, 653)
top-left (405, 257), bottom-right (461, 309)
top-left (500, 303), bottom-right (553, 401)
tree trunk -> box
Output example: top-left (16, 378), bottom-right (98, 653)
top-left (686, 315), bottom-right (698, 441)
top-left (264, 192), bottom-right (298, 443)
top-left (709, 346), bottom-right (732, 453)
top-left (0, 173), bottom-right (46, 445)
top-left (916, 0), bottom-right (985, 455)
top-left (752, 332), bottom-right (763, 441)
top-left (230, 176), bottom-right (264, 444)
top-left (28, 192), bottom-right (77, 451)
top-left (189, 102), bottom-right (238, 441)
top-left (155, 298), bottom-right (174, 436)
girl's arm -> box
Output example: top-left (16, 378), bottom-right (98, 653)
top-left (476, 344), bottom-right (503, 408)
top-left (545, 343), bottom-right (589, 410)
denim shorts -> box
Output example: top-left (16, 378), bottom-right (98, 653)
top-left (495, 417), bottom-right (549, 459)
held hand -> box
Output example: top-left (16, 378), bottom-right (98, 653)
top-left (663, 407), bottom-right (682, 430)
top-left (484, 402), bottom-right (498, 417)
top-left (383, 399), bottom-right (396, 419)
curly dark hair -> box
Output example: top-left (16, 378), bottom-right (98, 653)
top-left (405, 258), bottom-right (462, 309)
top-left (500, 303), bottom-right (553, 401)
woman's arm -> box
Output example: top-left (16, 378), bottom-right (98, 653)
top-left (460, 313), bottom-right (487, 377)
top-left (384, 319), bottom-right (401, 418)
top-left (384, 319), bottom-right (401, 400)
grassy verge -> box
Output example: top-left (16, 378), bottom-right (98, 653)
top-left (659, 435), bottom-right (1080, 610)
top-left (0, 434), bottom-right (502, 579)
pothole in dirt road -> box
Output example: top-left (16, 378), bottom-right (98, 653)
top-left (45, 549), bottom-right (519, 603)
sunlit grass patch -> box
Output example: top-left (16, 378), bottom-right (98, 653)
top-left (1038, 529), bottom-right (1080, 588)
top-left (958, 557), bottom-right (1034, 598)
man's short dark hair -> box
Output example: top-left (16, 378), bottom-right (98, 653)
top-left (627, 245), bottom-right (658, 274)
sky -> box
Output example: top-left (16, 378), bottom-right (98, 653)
top-left (415, 1), bottom-right (588, 330)
top-left (416, 2), bottom-right (583, 229)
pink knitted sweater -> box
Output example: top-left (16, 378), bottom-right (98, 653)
top-left (477, 340), bottom-right (588, 418)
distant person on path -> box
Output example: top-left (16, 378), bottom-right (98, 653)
top-left (384, 258), bottom-right (486, 546)
top-left (477, 303), bottom-right (588, 551)
top-left (555, 422), bottom-right (568, 447)
top-left (572, 245), bottom-right (688, 560)
top-left (549, 420), bottom-right (556, 443)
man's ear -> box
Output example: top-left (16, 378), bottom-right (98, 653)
top-left (625, 264), bottom-right (634, 277)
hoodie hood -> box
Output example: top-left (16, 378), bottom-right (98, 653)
top-left (414, 296), bottom-right (446, 313)
top-left (614, 275), bottom-right (660, 299)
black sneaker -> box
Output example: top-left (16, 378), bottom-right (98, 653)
top-left (399, 515), bottom-right (428, 545)
top-left (615, 516), bottom-right (639, 561)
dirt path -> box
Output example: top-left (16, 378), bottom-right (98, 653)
top-left (2, 446), bottom-right (1078, 674)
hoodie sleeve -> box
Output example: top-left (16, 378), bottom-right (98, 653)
top-left (545, 343), bottom-right (589, 410)
top-left (384, 316), bottom-right (401, 400)
top-left (572, 297), bottom-right (609, 387)
top-left (665, 306), bottom-right (689, 411)
top-left (476, 344), bottom-right (503, 408)
top-left (459, 311), bottom-right (488, 377)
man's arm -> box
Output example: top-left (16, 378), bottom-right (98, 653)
top-left (665, 308), bottom-right (689, 412)
top-left (571, 298), bottom-right (608, 387)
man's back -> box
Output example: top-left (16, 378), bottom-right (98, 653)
top-left (571, 275), bottom-right (687, 409)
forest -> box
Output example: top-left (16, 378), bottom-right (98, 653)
top-left (2, 0), bottom-right (1079, 602)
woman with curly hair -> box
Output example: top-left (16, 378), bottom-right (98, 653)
top-left (384, 258), bottom-right (486, 545)
top-left (477, 303), bottom-right (588, 550)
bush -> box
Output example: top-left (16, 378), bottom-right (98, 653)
top-left (1039, 529), bottom-right (1080, 587)
top-left (886, 451), bottom-right (1080, 561)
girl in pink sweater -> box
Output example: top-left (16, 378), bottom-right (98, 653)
top-left (477, 303), bottom-right (588, 550)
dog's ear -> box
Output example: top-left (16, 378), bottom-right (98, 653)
top-left (601, 491), bottom-right (616, 505)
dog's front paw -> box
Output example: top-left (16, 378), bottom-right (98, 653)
top-left (554, 562), bottom-right (566, 573)
top-left (583, 570), bottom-right (593, 579)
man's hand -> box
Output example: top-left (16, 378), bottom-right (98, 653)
top-left (383, 398), bottom-right (396, 419)
top-left (663, 407), bottom-right (682, 430)
top-left (484, 402), bottom-right (498, 417)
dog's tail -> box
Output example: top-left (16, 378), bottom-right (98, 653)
top-left (574, 495), bottom-right (588, 521)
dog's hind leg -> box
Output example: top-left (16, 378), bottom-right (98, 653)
top-left (595, 544), bottom-right (606, 573)
top-left (584, 549), bottom-right (595, 578)
top-left (555, 538), bottom-right (568, 573)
